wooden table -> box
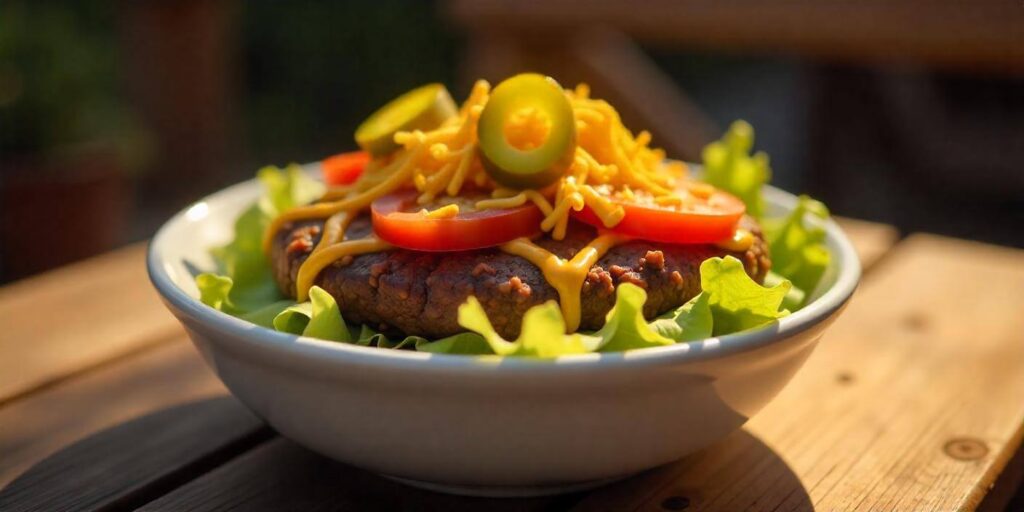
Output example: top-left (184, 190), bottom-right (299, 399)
top-left (2, 218), bottom-right (1023, 511)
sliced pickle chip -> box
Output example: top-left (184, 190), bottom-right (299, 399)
top-left (477, 74), bottom-right (576, 189)
top-left (355, 83), bottom-right (457, 156)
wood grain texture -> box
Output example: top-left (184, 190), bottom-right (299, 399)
top-left (0, 243), bottom-right (182, 404)
top-left (0, 397), bottom-right (270, 512)
top-left (574, 234), bottom-right (1024, 511)
top-left (138, 438), bottom-right (574, 512)
top-left (979, 443), bottom-right (1024, 512)
top-left (0, 338), bottom-right (228, 487)
top-left (834, 217), bottom-right (899, 271)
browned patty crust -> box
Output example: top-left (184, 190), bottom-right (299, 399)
top-left (271, 217), bottom-right (770, 339)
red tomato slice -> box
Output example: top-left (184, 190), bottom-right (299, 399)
top-left (371, 191), bottom-right (544, 251)
top-left (573, 183), bottom-right (745, 244)
top-left (322, 151), bottom-right (370, 185)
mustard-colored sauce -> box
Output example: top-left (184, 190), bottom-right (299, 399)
top-left (261, 147), bottom-right (421, 254)
top-left (715, 228), bottom-right (753, 252)
top-left (315, 211), bottom-right (354, 251)
top-left (500, 233), bottom-right (624, 332)
top-left (296, 236), bottom-right (393, 301)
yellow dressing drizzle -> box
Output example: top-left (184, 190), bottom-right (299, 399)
top-left (296, 236), bottom-right (393, 301)
top-left (715, 228), bottom-right (754, 252)
top-left (315, 211), bottom-right (354, 252)
top-left (500, 233), bottom-right (624, 332)
top-left (261, 147), bottom-right (422, 254)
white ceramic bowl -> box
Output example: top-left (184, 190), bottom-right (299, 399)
top-left (147, 175), bottom-right (860, 497)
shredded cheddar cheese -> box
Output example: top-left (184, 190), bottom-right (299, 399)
top-left (264, 78), bottom-right (739, 330)
top-left (422, 203), bottom-right (460, 219)
top-left (292, 79), bottom-right (687, 247)
top-left (261, 146), bottom-right (422, 253)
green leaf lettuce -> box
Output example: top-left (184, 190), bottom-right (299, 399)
top-left (272, 286), bottom-right (351, 342)
top-left (765, 195), bottom-right (831, 299)
top-left (595, 283), bottom-right (675, 352)
top-left (456, 297), bottom-right (602, 357)
top-left (197, 164), bottom-right (323, 315)
top-left (701, 121), bottom-right (833, 305)
top-left (699, 257), bottom-right (790, 335)
top-left (701, 120), bottom-right (771, 219)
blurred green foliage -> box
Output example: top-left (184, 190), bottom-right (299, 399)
top-left (0, 1), bottom-right (146, 166)
top-left (240, 1), bottom-right (458, 166)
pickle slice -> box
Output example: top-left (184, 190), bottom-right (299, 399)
top-left (355, 83), bottom-right (457, 156)
top-left (477, 74), bottom-right (576, 189)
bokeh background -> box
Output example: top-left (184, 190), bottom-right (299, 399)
top-left (1, 0), bottom-right (1022, 283)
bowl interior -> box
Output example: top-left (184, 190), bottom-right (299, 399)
top-left (148, 168), bottom-right (861, 366)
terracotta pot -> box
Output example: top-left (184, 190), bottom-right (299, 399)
top-left (0, 148), bottom-right (130, 281)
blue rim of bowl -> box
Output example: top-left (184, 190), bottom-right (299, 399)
top-left (147, 177), bottom-right (861, 374)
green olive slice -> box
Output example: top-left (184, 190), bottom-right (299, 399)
top-left (477, 74), bottom-right (576, 189)
top-left (355, 83), bottom-right (457, 157)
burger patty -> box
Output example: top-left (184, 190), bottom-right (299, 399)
top-left (271, 216), bottom-right (771, 339)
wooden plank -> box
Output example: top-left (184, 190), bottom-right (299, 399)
top-left (138, 437), bottom-right (573, 512)
top-left (0, 243), bottom-right (182, 404)
top-left (979, 442), bottom-right (1024, 511)
top-left (0, 338), bottom-right (230, 487)
top-left (574, 234), bottom-right (1024, 511)
top-left (835, 216), bottom-right (900, 271)
top-left (0, 397), bottom-right (270, 512)
top-left (447, 0), bottom-right (1024, 73)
